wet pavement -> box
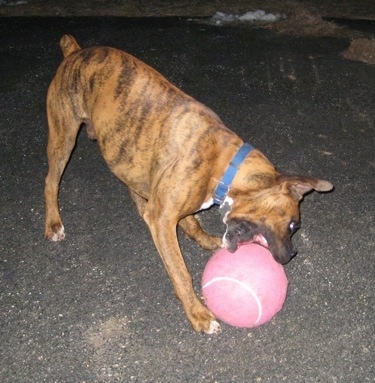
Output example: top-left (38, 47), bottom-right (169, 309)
top-left (1, 17), bottom-right (374, 383)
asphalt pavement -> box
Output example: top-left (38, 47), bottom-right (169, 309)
top-left (0, 17), bottom-right (374, 383)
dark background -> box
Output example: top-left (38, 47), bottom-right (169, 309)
top-left (0, 2), bottom-right (374, 382)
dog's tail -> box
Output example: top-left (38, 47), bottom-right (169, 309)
top-left (60, 35), bottom-right (82, 58)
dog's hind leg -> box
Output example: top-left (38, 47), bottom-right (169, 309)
top-left (44, 102), bottom-right (81, 241)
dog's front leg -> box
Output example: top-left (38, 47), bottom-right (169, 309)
top-left (178, 215), bottom-right (222, 250)
top-left (143, 204), bottom-right (221, 334)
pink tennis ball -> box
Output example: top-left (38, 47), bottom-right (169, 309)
top-left (202, 243), bottom-right (288, 328)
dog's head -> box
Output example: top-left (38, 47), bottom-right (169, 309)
top-left (223, 174), bottom-right (333, 264)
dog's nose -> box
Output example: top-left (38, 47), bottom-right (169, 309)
top-left (288, 249), bottom-right (297, 262)
top-left (279, 249), bottom-right (297, 265)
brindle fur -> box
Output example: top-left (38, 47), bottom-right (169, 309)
top-left (45, 35), bottom-right (333, 333)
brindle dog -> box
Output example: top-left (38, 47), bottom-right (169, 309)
top-left (45, 35), bottom-right (333, 333)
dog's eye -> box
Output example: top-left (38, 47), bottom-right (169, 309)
top-left (289, 220), bottom-right (300, 234)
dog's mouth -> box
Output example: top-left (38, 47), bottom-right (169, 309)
top-left (223, 222), bottom-right (270, 252)
top-left (223, 219), bottom-right (268, 252)
top-left (223, 219), bottom-right (296, 264)
top-left (231, 233), bottom-right (269, 251)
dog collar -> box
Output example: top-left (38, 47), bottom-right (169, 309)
top-left (213, 143), bottom-right (254, 205)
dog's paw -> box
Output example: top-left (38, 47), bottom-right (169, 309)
top-left (189, 305), bottom-right (221, 334)
top-left (205, 320), bottom-right (221, 334)
top-left (199, 235), bottom-right (222, 251)
top-left (206, 236), bottom-right (223, 250)
top-left (45, 224), bottom-right (65, 241)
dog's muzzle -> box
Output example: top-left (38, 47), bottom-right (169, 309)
top-left (223, 219), bottom-right (296, 264)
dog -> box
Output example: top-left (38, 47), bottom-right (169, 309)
top-left (45, 35), bottom-right (333, 334)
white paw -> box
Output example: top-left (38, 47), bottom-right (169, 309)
top-left (205, 320), bottom-right (221, 334)
top-left (50, 225), bottom-right (65, 241)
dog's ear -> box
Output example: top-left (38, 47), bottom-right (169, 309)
top-left (278, 175), bottom-right (333, 201)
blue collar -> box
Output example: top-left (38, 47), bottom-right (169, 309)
top-left (213, 143), bottom-right (254, 205)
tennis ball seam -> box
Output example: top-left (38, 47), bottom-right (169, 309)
top-left (202, 276), bottom-right (262, 324)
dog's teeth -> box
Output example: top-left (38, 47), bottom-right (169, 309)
top-left (252, 234), bottom-right (268, 247)
top-left (261, 236), bottom-right (268, 246)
